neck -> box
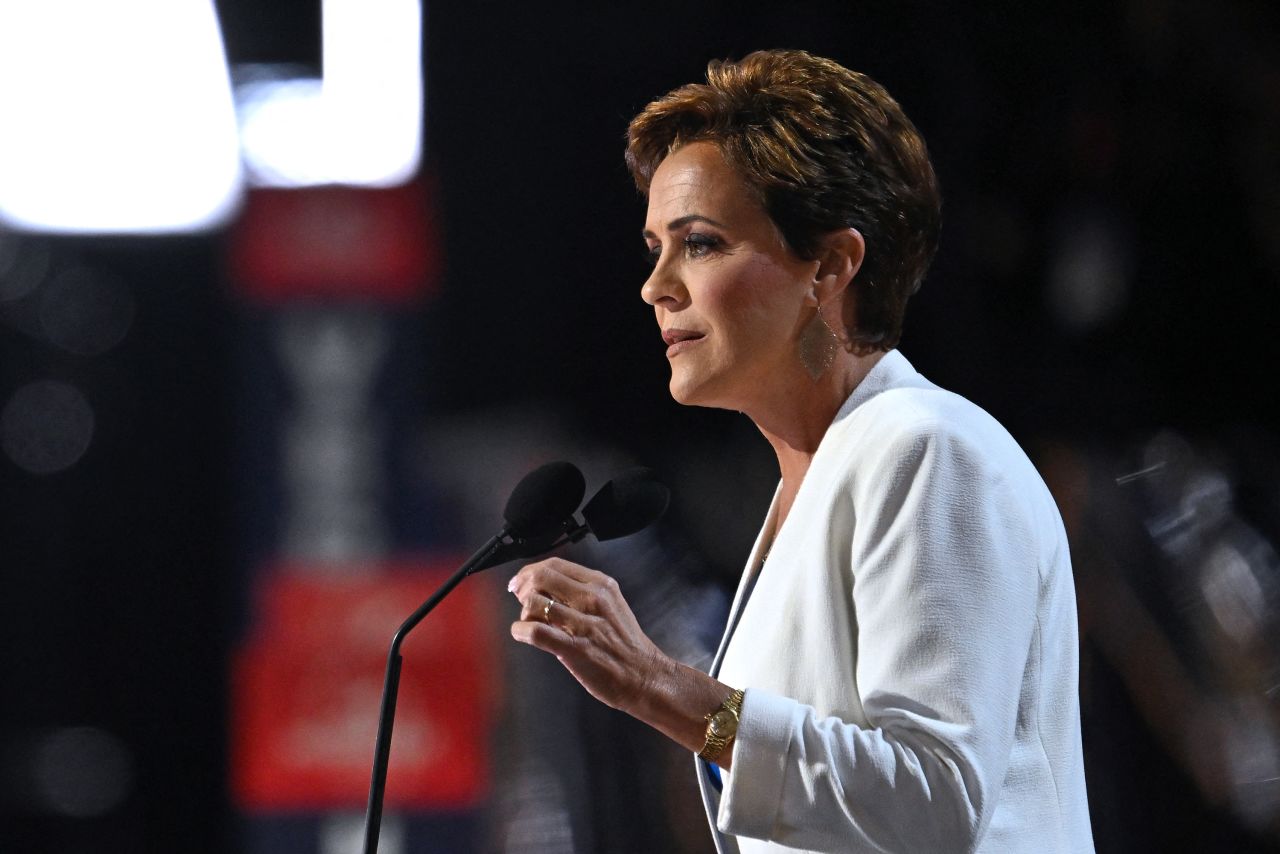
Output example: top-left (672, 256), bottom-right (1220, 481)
top-left (750, 349), bottom-right (886, 498)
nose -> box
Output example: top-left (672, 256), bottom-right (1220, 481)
top-left (641, 257), bottom-right (689, 310)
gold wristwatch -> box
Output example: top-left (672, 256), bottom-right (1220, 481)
top-left (698, 688), bottom-right (745, 762)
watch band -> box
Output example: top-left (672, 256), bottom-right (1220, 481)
top-left (698, 688), bottom-right (745, 762)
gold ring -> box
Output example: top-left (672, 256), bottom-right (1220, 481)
top-left (542, 596), bottom-right (556, 622)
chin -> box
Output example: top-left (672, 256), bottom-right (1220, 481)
top-left (667, 375), bottom-right (695, 406)
top-left (667, 372), bottom-right (702, 407)
top-left (668, 371), bottom-right (735, 411)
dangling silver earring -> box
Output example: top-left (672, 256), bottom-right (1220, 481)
top-left (798, 304), bottom-right (838, 380)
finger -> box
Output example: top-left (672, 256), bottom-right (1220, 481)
top-left (517, 592), bottom-right (563, 624)
top-left (516, 593), bottom-right (590, 636)
top-left (510, 557), bottom-right (609, 595)
top-left (536, 557), bottom-right (600, 585)
top-left (541, 597), bottom-right (599, 638)
top-left (511, 563), bottom-right (594, 611)
top-left (543, 560), bottom-right (627, 613)
top-left (511, 618), bottom-right (578, 656)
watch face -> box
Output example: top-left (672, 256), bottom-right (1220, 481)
top-left (709, 710), bottom-right (737, 737)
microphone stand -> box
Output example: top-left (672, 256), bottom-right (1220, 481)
top-left (362, 528), bottom-right (511, 854)
top-left (361, 468), bottom-right (666, 851)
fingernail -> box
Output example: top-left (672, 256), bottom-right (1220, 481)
top-left (507, 576), bottom-right (518, 593)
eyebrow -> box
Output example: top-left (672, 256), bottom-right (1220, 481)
top-left (642, 214), bottom-right (727, 240)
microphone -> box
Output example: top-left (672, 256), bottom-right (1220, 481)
top-left (578, 466), bottom-right (670, 542)
top-left (363, 460), bottom-right (584, 854)
top-left (476, 466), bottom-right (671, 568)
top-left (503, 459), bottom-right (586, 538)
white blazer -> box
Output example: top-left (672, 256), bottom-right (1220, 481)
top-left (698, 350), bottom-right (1094, 854)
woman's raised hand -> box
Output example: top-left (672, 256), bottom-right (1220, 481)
top-left (508, 557), bottom-right (667, 714)
top-left (509, 556), bottom-right (740, 764)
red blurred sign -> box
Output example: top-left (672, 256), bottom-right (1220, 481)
top-left (227, 182), bottom-right (441, 305)
top-left (232, 559), bottom-right (496, 810)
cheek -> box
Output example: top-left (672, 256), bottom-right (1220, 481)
top-left (709, 260), bottom-right (802, 340)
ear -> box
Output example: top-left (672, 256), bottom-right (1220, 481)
top-left (812, 227), bottom-right (865, 307)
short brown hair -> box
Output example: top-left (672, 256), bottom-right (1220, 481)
top-left (626, 49), bottom-right (941, 354)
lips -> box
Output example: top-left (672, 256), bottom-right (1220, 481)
top-left (662, 328), bottom-right (704, 345)
top-left (662, 328), bottom-right (705, 357)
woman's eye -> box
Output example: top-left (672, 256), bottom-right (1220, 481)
top-left (684, 233), bottom-right (721, 257)
top-left (644, 234), bottom-right (720, 266)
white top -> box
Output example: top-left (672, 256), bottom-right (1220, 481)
top-left (698, 350), bottom-right (1094, 854)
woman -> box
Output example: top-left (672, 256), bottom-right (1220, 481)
top-left (507, 50), bottom-right (1093, 853)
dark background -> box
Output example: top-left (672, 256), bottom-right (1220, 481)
top-left (3, 1), bottom-right (1279, 851)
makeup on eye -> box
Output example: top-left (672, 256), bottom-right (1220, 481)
top-left (683, 232), bottom-right (722, 256)
top-left (642, 231), bottom-right (726, 266)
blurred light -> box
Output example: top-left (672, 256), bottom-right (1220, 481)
top-left (278, 310), bottom-right (391, 561)
top-left (33, 727), bottom-right (134, 817)
top-left (0, 234), bottom-right (51, 302)
top-left (1201, 542), bottom-right (1267, 645)
top-left (1, 380), bottom-right (95, 474)
top-left (1221, 699), bottom-right (1280, 829)
top-left (1046, 207), bottom-right (1132, 332)
top-left (38, 267), bottom-right (136, 355)
top-left (0, 1), bottom-right (242, 234)
top-left (0, 230), bottom-right (19, 280)
top-left (1179, 470), bottom-right (1233, 533)
top-left (498, 768), bottom-right (577, 852)
top-left (321, 812), bottom-right (404, 854)
top-left (236, 0), bottom-right (423, 188)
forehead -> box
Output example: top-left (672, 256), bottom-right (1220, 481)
top-left (645, 141), bottom-right (758, 224)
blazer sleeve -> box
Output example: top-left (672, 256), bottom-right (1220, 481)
top-left (716, 420), bottom-right (1042, 853)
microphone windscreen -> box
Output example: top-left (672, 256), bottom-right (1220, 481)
top-left (581, 467), bottom-right (670, 541)
top-left (503, 461), bottom-right (586, 538)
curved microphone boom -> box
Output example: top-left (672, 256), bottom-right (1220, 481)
top-left (363, 460), bottom-right (584, 854)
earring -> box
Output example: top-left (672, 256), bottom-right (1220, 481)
top-left (798, 304), bottom-right (838, 379)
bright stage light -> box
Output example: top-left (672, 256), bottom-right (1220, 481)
top-left (236, 0), bottom-right (424, 188)
top-left (0, 1), bottom-right (243, 235)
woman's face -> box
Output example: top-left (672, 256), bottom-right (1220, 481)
top-left (642, 141), bottom-right (819, 412)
